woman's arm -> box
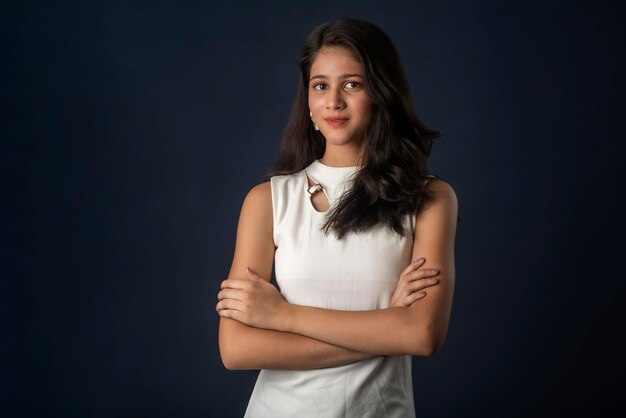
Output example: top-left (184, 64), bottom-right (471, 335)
top-left (218, 182), bottom-right (374, 370)
top-left (218, 179), bottom-right (458, 357)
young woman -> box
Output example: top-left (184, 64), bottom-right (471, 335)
top-left (217, 18), bottom-right (458, 417)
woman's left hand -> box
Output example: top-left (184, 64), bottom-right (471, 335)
top-left (389, 258), bottom-right (440, 308)
top-left (216, 267), bottom-right (288, 331)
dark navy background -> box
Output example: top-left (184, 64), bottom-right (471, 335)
top-left (5, 0), bottom-right (625, 417)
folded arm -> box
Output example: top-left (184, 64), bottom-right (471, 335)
top-left (219, 179), bottom-right (458, 357)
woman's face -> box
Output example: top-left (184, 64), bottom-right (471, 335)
top-left (308, 46), bottom-right (372, 151)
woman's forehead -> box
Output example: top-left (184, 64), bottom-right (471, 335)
top-left (310, 47), bottom-right (363, 78)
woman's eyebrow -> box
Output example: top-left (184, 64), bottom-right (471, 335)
top-left (310, 73), bottom-right (363, 81)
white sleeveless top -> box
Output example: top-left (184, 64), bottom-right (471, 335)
top-left (244, 159), bottom-right (417, 418)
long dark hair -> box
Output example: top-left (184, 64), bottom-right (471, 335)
top-left (264, 18), bottom-right (442, 239)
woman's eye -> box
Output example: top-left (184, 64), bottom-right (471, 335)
top-left (313, 83), bottom-right (326, 91)
top-left (345, 81), bottom-right (360, 89)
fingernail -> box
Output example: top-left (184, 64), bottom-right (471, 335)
top-left (414, 258), bottom-right (425, 263)
top-left (418, 291), bottom-right (426, 296)
top-left (430, 269), bottom-right (438, 273)
top-left (429, 277), bottom-right (438, 283)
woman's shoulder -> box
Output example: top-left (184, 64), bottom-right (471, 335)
top-left (268, 170), bottom-right (306, 194)
top-left (241, 181), bottom-right (273, 218)
top-left (420, 177), bottom-right (458, 220)
top-left (244, 171), bottom-right (305, 208)
top-left (426, 177), bottom-right (456, 199)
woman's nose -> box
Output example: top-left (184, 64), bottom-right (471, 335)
top-left (325, 87), bottom-right (345, 110)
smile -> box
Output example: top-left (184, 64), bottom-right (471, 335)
top-left (325, 118), bottom-right (349, 128)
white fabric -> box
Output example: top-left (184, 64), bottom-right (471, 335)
top-left (244, 159), bottom-right (417, 418)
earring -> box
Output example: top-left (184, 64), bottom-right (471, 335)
top-left (310, 111), bottom-right (319, 131)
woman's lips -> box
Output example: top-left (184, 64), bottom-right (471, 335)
top-left (325, 118), bottom-right (349, 128)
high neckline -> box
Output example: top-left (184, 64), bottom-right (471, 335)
top-left (304, 159), bottom-right (361, 206)
top-left (312, 159), bottom-right (362, 170)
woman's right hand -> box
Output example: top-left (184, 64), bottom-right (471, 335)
top-left (389, 258), bottom-right (440, 308)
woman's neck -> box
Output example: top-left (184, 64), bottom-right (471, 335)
top-left (320, 144), bottom-right (365, 167)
